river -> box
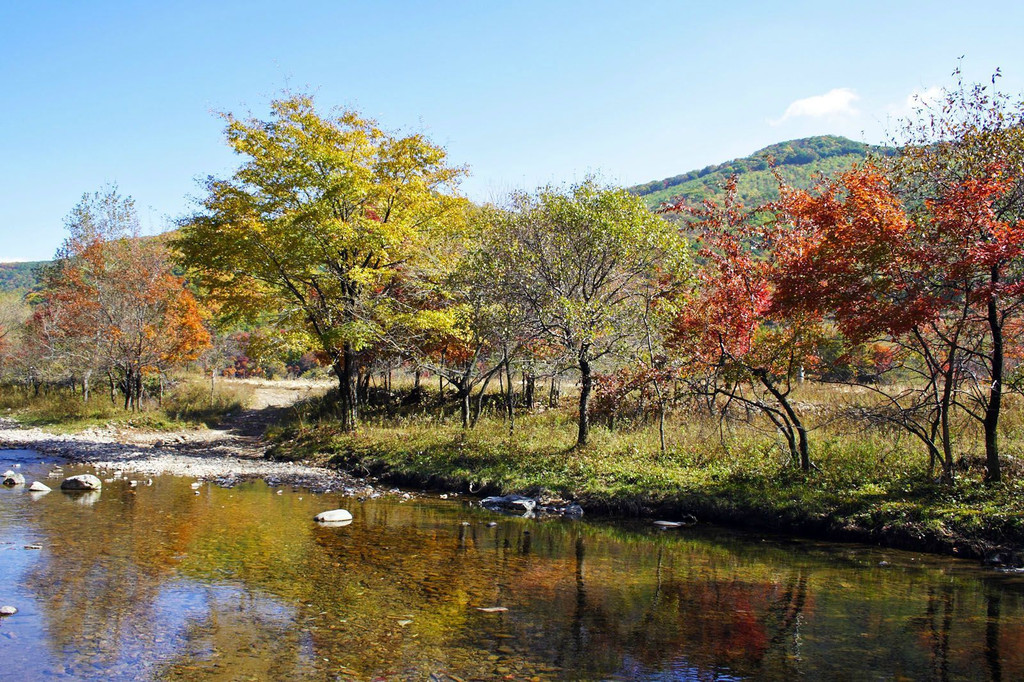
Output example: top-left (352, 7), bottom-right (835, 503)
top-left (1, 448), bottom-right (1022, 680)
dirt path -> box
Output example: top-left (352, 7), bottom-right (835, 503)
top-left (199, 378), bottom-right (332, 443)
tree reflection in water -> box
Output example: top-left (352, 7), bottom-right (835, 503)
top-left (6, 459), bottom-right (1024, 680)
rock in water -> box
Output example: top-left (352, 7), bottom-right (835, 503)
top-left (564, 504), bottom-right (584, 519)
top-left (481, 495), bottom-right (537, 516)
top-left (3, 471), bottom-right (26, 486)
top-left (653, 515), bottom-right (697, 529)
top-left (60, 474), bottom-right (102, 491)
top-left (29, 481), bottom-right (51, 492)
top-left (314, 509), bottom-right (353, 523)
top-left (0, 606), bottom-right (17, 616)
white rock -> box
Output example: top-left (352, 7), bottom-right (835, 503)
top-left (60, 474), bottom-right (102, 491)
top-left (28, 481), bottom-right (51, 492)
top-left (3, 472), bottom-right (26, 486)
top-left (0, 606), bottom-right (17, 616)
top-left (314, 509), bottom-right (353, 523)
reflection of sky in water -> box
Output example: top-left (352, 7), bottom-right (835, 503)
top-left (150, 580), bottom-right (309, 678)
top-left (618, 654), bottom-right (746, 681)
top-left (3, 448), bottom-right (1024, 680)
top-left (0, 450), bottom-right (302, 680)
top-left (0, 451), bottom-right (64, 677)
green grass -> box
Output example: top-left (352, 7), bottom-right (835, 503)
top-left (0, 378), bottom-right (253, 432)
top-left (268, 385), bottom-right (1024, 558)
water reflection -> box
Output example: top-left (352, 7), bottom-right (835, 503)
top-left (2, 448), bottom-right (1024, 680)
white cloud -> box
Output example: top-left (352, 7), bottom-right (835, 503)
top-left (771, 88), bottom-right (860, 126)
top-left (895, 86), bottom-right (943, 116)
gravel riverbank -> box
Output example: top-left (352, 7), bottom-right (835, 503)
top-left (0, 417), bottom-right (374, 495)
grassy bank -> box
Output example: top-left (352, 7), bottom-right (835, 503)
top-left (0, 378), bottom-right (253, 432)
top-left (268, 386), bottom-right (1024, 561)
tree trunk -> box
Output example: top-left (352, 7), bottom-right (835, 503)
top-left (939, 362), bottom-right (956, 484)
top-left (337, 344), bottom-right (358, 432)
top-left (504, 358), bottom-right (515, 434)
top-left (525, 372), bottom-right (536, 410)
top-left (82, 371), bottom-right (91, 403)
top-left (758, 372), bottom-right (809, 471)
top-left (577, 348), bottom-right (592, 447)
top-left (135, 371), bottom-right (143, 412)
top-left (460, 380), bottom-right (471, 429)
top-left (359, 369), bottom-right (371, 405)
top-left (984, 277), bottom-right (1003, 483)
top-left (124, 368), bottom-right (133, 411)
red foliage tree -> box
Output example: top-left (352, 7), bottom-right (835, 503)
top-left (666, 179), bottom-right (823, 470)
top-left (775, 164), bottom-right (1024, 481)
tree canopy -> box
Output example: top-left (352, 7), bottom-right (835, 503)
top-left (177, 94), bottom-right (467, 430)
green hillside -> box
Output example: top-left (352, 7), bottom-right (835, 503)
top-left (634, 135), bottom-right (887, 210)
top-left (0, 261), bottom-right (45, 292)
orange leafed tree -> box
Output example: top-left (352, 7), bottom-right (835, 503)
top-left (775, 162), bottom-right (1024, 481)
top-left (665, 178), bottom-right (823, 471)
top-left (36, 187), bottom-right (210, 409)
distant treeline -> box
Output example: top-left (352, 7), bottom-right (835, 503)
top-left (0, 261), bottom-right (44, 292)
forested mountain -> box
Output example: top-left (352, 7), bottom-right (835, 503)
top-left (0, 261), bottom-right (45, 292)
top-left (633, 135), bottom-right (887, 209)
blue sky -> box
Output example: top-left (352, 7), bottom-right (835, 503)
top-left (2, 0), bottom-right (1022, 261)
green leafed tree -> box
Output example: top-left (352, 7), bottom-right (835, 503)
top-left (490, 179), bottom-right (689, 447)
top-left (176, 95), bottom-right (466, 431)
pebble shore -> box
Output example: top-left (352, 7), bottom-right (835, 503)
top-left (0, 417), bottom-right (373, 494)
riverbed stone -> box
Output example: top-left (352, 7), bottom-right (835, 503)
top-left (60, 474), bottom-right (102, 491)
top-left (564, 504), bottom-right (584, 519)
top-left (29, 481), bottom-right (51, 492)
top-left (481, 495), bottom-right (537, 515)
top-left (314, 509), bottom-right (353, 523)
top-left (0, 606), bottom-right (17, 616)
top-left (3, 471), bottom-right (26, 486)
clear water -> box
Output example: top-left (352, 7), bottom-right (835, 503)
top-left (1, 448), bottom-right (1022, 681)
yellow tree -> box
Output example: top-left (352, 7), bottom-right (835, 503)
top-left (177, 95), bottom-right (465, 430)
